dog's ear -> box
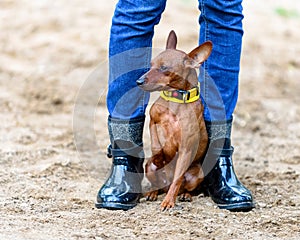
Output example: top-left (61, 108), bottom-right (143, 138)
top-left (187, 41), bottom-right (213, 68)
top-left (166, 30), bottom-right (177, 49)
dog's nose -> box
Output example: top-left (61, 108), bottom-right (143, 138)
top-left (136, 77), bottom-right (145, 86)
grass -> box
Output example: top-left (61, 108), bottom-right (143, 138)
top-left (275, 7), bottom-right (300, 18)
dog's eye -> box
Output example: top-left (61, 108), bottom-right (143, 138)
top-left (159, 65), bottom-right (169, 72)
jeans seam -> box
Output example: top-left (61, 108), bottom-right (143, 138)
top-left (200, 0), bottom-right (209, 116)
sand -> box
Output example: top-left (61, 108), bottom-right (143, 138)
top-left (0, 0), bottom-right (299, 239)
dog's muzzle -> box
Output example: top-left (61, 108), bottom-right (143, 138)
top-left (136, 75), bottom-right (145, 86)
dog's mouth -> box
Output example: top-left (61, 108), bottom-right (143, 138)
top-left (138, 84), bottom-right (167, 92)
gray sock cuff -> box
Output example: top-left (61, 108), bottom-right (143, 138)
top-left (108, 116), bottom-right (145, 146)
top-left (205, 118), bottom-right (232, 142)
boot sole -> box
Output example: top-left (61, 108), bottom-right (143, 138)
top-left (217, 201), bottom-right (255, 212)
top-left (95, 201), bottom-right (137, 211)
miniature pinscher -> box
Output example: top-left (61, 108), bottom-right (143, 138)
top-left (137, 30), bottom-right (212, 210)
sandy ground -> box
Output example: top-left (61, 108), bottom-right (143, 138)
top-left (1, 0), bottom-right (300, 239)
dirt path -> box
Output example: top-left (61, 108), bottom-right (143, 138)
top-left (0, 0), bottom-right (299, 239)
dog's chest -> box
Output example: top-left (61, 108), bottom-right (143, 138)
top-left (150, 100), bottom-right (202, 146)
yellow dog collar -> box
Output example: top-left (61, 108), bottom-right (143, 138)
top-left (160, 83), bottom-right (200, 103)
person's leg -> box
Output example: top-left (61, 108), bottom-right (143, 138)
top-left (198, 0), bottom-right (254, 211)
top-left (96, 0), bottom-right (167, 210)
top-left (107, 0), bottom-right (167, 119)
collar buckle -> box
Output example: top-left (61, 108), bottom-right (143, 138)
top-left (177, 90), bottom-right (190, 103)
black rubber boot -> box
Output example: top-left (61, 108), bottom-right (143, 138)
top-left (202, 119), bottom-right (255, 211)
top-left (204, 138), bottom-right (255, 211)
top-left (95, 116), bottom-right (145, 210)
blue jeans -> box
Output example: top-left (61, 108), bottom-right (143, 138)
top-left (107, 0), bottom-right (244, 121)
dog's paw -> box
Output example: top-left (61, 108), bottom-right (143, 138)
top-left (178, 192), bottom-right (192, 202)
top-left (145, 190), bottom-right (159, 201)
top-left (160, 198), bottom-right (175, 211)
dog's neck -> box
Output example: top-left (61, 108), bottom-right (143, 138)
top-left (182, 79), bottom-right (198, 91)
top-left (179, 70), bottom-right (199, 91)
top-left (160, 69), bottom-right (200, 103)
top-left (160, 82), bottom-right (200, 104)
top-left (181, 74), bottom-right (198, 91)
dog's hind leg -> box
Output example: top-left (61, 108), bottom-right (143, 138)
top-left (145, 119), bottom-right (166, 201)
top-left (178, 163), bottom-right (204, 202)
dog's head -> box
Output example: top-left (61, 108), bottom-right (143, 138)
top-left (137, 30), bottom-right (212, 92)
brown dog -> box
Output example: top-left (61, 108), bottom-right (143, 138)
top-left (137, 31), bottom-right (212, 210)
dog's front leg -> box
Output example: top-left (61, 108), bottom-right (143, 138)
top-left (160, 151), bottom-right (193, 210)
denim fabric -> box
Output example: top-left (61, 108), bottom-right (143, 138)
top-left (199, 0), bottom-right (244, 121)
top-left (107, 0), bottom-right (167, 119)
top-left (107, 0), bottom-right (244, 121)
